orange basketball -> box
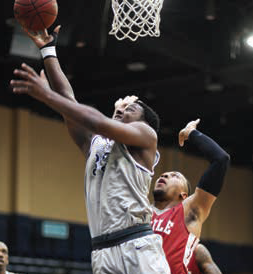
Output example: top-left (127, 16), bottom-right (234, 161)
top-left (14, 0), bottom-right (58, 31)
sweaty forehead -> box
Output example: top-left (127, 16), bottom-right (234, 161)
top-left (172, 171), bottom-right (183, 176)
top-left (163, 171), bottom-right (185, 180)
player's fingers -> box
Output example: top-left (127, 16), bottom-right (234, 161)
top-left (32, 30), bottom-right (39, 36)
top-left (190, 118), bottom-right (200, 129)
top-left (40, 69), bottom-right (46, 79)
top-left (186, 120), bottom-right (195, 129)
top-left (178, 130), bottom-right (185, 147)
top-left (195, 118), bottom-right (200, 125)
top-left (13, 69), bottom-right (30, 80)
top-left (22, 26), bottom-right (37, 39)
top-left (179, 138), bottom-right (184, 147)
top-left (185, 120), bottom-right (193, 128)
top-left (10, 79), bottom-right (30, 87)
top-left (115, 98), bottom-right (122, 104)
top-left (54, 25), bottom-right (61, 34)
top-left (131, 95), bottom-right (139, 102)
top-left (12, 87), bottom-right (29, 94)
top-left (10, 80), bottom-right (32, 94)
top-left (42, 29), bottom-right (48, 36)
top-left (114, 98), bottom-right (122, 107)
top-left (126, 95), bottom-right (137, 104)
top-left (21, 63), bottom-right (38, 77)
top-left (13, 69), bottom-right (34, 81)
top-left (37, 29), bottom-right (49, 39)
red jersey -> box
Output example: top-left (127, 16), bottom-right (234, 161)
top-left (188, 251), bottom-right (201, 274)
top-left (151, 203), bottom-right (199, 274)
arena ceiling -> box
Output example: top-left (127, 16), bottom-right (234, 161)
top-left (1, 0), bottom-right (253, 167)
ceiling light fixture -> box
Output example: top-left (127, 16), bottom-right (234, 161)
top-left (245, 35), bottom-right (253, 48)
top-left (126, 62), bottom-right (147, 72)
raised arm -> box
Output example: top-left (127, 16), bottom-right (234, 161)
top-left (195, 244), bottom-right (222, 274)
top-left (24, 27), bottom-right (91, 153)
top-left (24, 26), bottom-right (74, 100)
top-left (10, 64), bottom-right (157, 149)
top-left (179, 119), bottom-right (230, 234)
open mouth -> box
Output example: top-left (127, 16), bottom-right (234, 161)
top-left (114, 115), bottom-right (123, 120)
top-left (157, 178), bottom-right (166, 185)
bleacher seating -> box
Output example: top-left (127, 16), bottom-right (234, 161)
top-left (8, 256), bottom-right (92, 274)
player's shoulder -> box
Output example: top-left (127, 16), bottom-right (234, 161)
top-left (90, 135), bottom-right (109, 146)
top-left (196, 243), bottom-right (209, 253)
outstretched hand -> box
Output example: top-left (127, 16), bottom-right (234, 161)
top-left (178, 119), bottom-right (200, 147)
top-left (10, 63), bottom-right (52, 101)
top-left (23, 25), bottom-right (61, 48)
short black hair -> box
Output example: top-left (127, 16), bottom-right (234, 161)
top-left (136, 100), bottom-right (160, 133)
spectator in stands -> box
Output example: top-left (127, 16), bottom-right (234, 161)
top-left (0, 241), bottom-right (15, 274)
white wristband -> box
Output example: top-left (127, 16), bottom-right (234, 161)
top-left (40, 46), bottom-right (57, 59)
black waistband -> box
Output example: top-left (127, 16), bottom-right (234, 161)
top-left (91, 224), bottom-right (153, 251)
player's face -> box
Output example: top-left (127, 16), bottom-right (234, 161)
top-left (0, 242), bottom-right (9, 270)
top-left (114, 103), bottom-right (144, 123)
top-left (154, 171), bottom-right (187, 199)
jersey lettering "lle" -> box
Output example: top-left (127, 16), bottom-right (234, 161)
top-left (151, 203), bottom-right (199, 274)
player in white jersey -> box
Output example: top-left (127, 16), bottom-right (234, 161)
top-left (10, 26), bottom-right (171, 274)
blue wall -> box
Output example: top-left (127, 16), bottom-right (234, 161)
top-left (0, 213), bottom-right (91, 262)
top-left (0, 213), bottom-right (252, 273)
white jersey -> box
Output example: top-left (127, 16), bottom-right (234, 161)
top-left (85, 135), bottom-right (160, 238)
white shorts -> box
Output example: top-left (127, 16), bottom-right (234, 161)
top-left (91, 234), bottom-right (171, 274)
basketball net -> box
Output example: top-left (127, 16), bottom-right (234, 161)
top-left (109, 0), bottom-right (164, 41)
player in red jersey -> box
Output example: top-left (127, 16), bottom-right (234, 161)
top-left (151, 119), bottom-right (230, 273)
top-left (188, 244), bottom-right (222, 274)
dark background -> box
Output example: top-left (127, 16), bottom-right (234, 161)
top-left (1, 1), bottom-right (253, 273)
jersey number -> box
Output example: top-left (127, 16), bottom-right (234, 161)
top-left (92, 152), bottom-right (109, 176)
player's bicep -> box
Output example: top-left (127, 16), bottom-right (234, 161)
top-left (185, 188), bottom-right (216, 223)
top-left (98, 118), bottom-right (157, 148)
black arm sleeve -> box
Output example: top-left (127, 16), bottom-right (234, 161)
top-left (188, 130), bottom-right (230, 196)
